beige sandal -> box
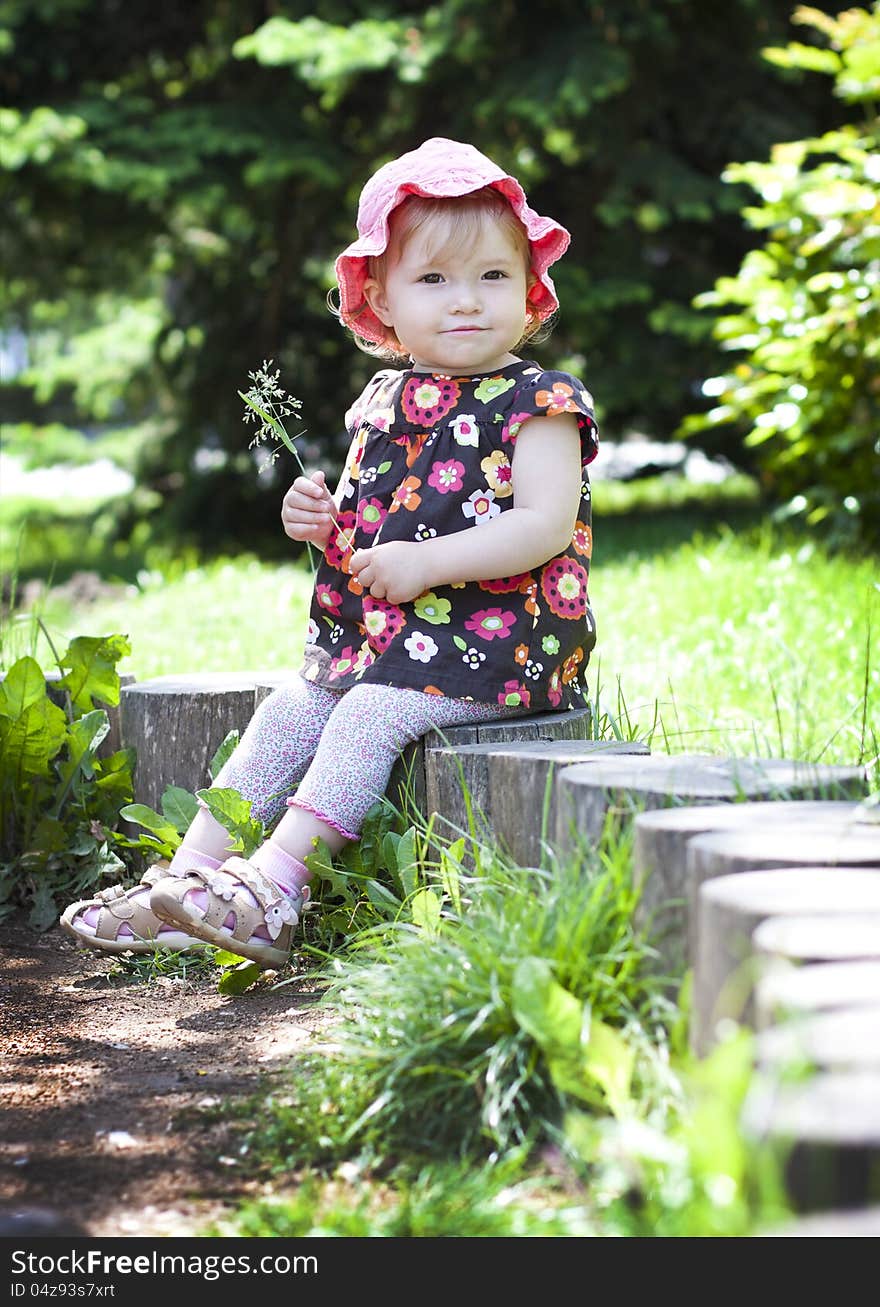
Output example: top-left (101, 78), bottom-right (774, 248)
top-left (148, 856), bottom-right (307, 968)
top-left (59, 864), bottom-right (207, 955)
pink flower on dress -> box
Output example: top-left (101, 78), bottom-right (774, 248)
top-left (497, 680), bottom-right (531, 709)
top-left (478, 572), bottom-right (532, 595)
top-left (501, 411), bottom-right (531, 443)
top-left (357, 497), bottom-right (387, 536)
top-left (540, 557), bottom-right (589, 620)
top-left (324, 511), bottom-right (357, 570)
top-left (328, 645), bottom-right (357, 680)
top-left (464, 608), bottom-right (516, 642)
top-left (547, 668), bottom-right (563, 708)
top-left (401, 377), bottom-right (460, 426)
top-left (316, 584), bottom-right (343, 616)
top-left (427, 459), bottom-right (466, 494)
top-left (362, 597), bottom-right (406, 653)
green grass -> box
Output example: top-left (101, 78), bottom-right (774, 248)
top-left (15, 478), bottom-right (873, 776)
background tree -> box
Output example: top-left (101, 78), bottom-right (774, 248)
top-left (681, 3), bottom-right (880, 546)
top-left (2, 1), bottom-right (840, 556)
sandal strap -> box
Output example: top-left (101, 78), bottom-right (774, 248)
top-left (191, 856), bottom-right (304, 944)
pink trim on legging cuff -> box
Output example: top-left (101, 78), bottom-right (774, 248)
top-left (287, 797), bottom-right (359, 842)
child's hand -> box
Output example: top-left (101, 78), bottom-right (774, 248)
top-left (281, 471), bottom-right (334, 548)
top-left (350, 541), bottom-right (430, 605)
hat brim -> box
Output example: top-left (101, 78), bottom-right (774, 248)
top-left (335, 178), bottom-right (569, 345)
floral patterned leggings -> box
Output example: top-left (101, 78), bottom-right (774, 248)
top-left (213, 676), bottom-right (513, 841)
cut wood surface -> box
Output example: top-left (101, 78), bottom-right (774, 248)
top-left (554, 755), bottom-right (868, 854)
top-left (426, 737), bottom-right (650, 863)
top-left (691, 866), bottom-right (880, 1055)
top-left (632, 798), bottom-right (867, 977)
top-left (755, 960), bottom-right (880, 1030)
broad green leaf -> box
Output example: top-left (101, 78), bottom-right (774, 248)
top-left (582, 1016), bottom-right (636, 1119)
top-left (218, 958), bottom-right (263, 994)
top-left (410, 887), bottom-right (441, 934)
top-left (209, 730), bottom-right (240, 780)
top-left (161, 785), bottom-right (200, 833)
top-left (57, 634), bottom-right (129, 712)
top-left (0, 657), bottom-right (49, 719)
top-left (364, 878), bottom-right (401, 914)
top-left (119, 803), bottom-right (181, 846)
top-left (0, 695), bottom-right (67, 786)
top-left (196, 787), bottom-right (264, 856)
top-left (53, 710), bottom-right (109, 807)
top-left (395, 827), bottom-right (421, 901)
top-left (511, 956), bottom-right (584, 1053)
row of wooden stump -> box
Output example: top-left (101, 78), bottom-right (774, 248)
top-left (117, 672), bottom-right (880, 1236)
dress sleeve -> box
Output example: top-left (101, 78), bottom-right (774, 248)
top-left (343, 369), bottom-right (396, 437)
top-left (509, 368), bottom-right (599, 465)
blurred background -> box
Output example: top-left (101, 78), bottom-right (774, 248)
top-left (1, 1), bottom-right (877, 754)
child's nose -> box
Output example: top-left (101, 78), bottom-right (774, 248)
top-left (450, 284), bottom-right (481, 312)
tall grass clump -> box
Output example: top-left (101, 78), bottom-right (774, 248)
top-left (243, 819), bottom-right (676, 1173)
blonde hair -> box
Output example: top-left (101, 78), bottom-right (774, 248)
top-left (338, 187), bottom-right (551, 359)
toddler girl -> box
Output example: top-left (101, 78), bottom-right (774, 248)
top-left (61, 137), bottom-right (599, 968)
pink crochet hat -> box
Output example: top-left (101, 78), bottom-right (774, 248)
top-left (335, 137), bottom-right (570, 344)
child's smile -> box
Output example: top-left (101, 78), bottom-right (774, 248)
top-left (366, 225), bottom-right (530, 375)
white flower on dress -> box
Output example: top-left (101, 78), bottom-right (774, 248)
top-left (450, 414), bottom-right (480, 447)
top-left (461, 488), bottom-right (500, 524)
top-left (462, 646), bottom-right (486, 669)
top-left (415, 523), bottom-right (438, 540)
top-left (404, 631), bottom-right (438, 663)
top-left (524, 659), bottom-right (544, 681)
top-left (306, 618), bottom-right (320, 644)
top-left (330, 623), bottom-right (344, 644)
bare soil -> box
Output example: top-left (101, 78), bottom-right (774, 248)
top-left (0, 915), bottom-right (330, 1239)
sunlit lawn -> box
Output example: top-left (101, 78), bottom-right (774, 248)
top-left (7, 477), bottom-right (878, 778)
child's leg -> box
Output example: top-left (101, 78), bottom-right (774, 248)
top-left (274, 684), bottom-right (513, 855)
top-left (167, 677), bottom-right (344, 872)
top-left (149, 684), bottom-right (512, 964)
top-left (62, 678), bottom-right (342, 955)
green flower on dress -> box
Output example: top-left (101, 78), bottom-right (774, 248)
top-left (474, 375), bottom-right (516, 404)
top-left (414, 592), bottom-right (452, 625)
top-left (542, 634), bottom-right (561, 656)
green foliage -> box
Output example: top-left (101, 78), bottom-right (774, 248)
top-left (682, 3), bottom-right (880, 545)
top-left (2, 0), bottom-right (840, 556)
top-left (0, 631), bottom-right (135, 928)
top-left (251, 820), bottom-right (672, 1168)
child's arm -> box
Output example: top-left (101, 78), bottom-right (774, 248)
top-left (350, 414), bottom-right (582, 604)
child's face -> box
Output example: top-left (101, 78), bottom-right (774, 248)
top-left (365, 219), bottom-right (530, 374)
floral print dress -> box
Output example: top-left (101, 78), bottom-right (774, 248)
top-left (300, 359), bottom-right (599, 712)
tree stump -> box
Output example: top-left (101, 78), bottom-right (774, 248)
top-left (554, 755), bottom-right (867, 857)
top-left (686, 819), bottom-right (880, 962)
top-left (755, 960), bottom-right (880, 1031)
top-left (396, 705), bottom-right (595, 828)
top-left (752, 913), bottom-right (880, 966)
top-left (120, 673), bottom-right (269, 810)
top-left (755, 1008), bottom-right (880, 1074)
top-left (742, 1071), bottom-right (880, 1212)
top-left (425, 736), bottom-right (649, 863)
top-left (691, 867), bottom-right (880, 1055)
top-left (757, 1206), bottom-right (880, 1237)
top-left (632, 798), bottom-right (866, 979)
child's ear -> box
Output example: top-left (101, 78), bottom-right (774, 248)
top-left (363, 278), bottom-right (394, 327)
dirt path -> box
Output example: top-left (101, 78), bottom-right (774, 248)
top-left (0, 916), bottom-right (329, 1238)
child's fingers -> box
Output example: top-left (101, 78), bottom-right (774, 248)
top-left (349, 548), bottom-right (370, 575)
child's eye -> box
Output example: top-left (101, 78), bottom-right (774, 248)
top-left (418, 273), bottom-right (444, 284)
top-left (483, 269), bottom-right (508, 281)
